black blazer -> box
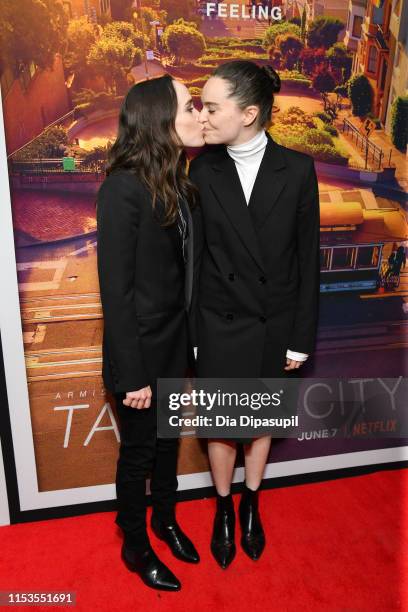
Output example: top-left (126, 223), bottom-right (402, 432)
top-left (188, 131), bottom-right (320, 378)
top-left (96, 169), bottom-right (194, 396)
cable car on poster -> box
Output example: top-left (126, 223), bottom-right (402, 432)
top-left (319, 201), bottom-right (406, 293)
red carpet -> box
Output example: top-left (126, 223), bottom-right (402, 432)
top-left (0, 468), bottom-right (406, 611)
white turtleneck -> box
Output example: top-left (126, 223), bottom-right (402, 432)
top-left (227, 130), bottom-right (268, 205)
top-left (226, 130), bottom-right (309, 364)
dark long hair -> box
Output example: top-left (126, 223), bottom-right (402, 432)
top-left (106, 74), bottom-right (198, 225)
top-left (212, 61), bottom-right (281, 128)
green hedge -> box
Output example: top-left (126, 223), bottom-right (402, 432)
top-left (280, 76), bottom-right (312, 90)
top-left (323, 124), bottom-right (339, 136)
top-left (391, 95), bottom-right (408, 151)
top-left (197, 50), bottom-right (268, 64)
top-left (73, 93), bottom-right (122, 118)
top-left (301, 128), bottom-right (333, 146)
top-left (313, 111), bottom-right (332, 124)
top-left (206, 37), bottom-right (261, 47)
top-left (273, 134), bottom-right (349, 164)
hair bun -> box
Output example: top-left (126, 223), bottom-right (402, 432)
top-left (261, 65), bottom-right (281, 94)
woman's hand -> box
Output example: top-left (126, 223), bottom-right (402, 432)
top-left (284, 358), bottom-right (302, 370)
top-left (123, 386), bottom-right (152, 409)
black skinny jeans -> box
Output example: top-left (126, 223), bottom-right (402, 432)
top-left (114, 392), bottom-right (180, 552)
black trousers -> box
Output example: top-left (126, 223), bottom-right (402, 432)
top-left (114, 392), bottom-right (180, 551)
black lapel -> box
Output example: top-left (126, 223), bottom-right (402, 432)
top-left (247, 131), bottom-right (288, 230)
top-left (181, 198), bottom-right (194, 310)
top-left (208, 132), bottom-right (287, 272)
top-left (166, 218), bottom-right (184, 268)
top-left (209, 146), bottom-right (265, 273)
top-left (155, 198), bottom-right (185, 267)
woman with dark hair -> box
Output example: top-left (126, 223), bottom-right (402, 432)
top-left (189, 60), bottom-right (320, 568)
top-left (97, 75), bottom-right (204, 591)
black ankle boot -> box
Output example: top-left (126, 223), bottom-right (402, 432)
top-left (210, 492), bottom-right (236, 569)
top-left (239, 483), bottom-right (265, 561)
top-left (151, 514), bottom-right (200, 563)
top-left (121, 543), bottom-right (181, 591)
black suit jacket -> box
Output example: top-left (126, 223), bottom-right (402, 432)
top-left (188, 131), bottom-right (320, 378)
top-left (96, 169), bottom-right (194, 395)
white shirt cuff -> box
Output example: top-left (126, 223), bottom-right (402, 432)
top-left (286, 349), bottom-right (309, 362)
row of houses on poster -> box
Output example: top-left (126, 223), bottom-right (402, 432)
top-left (284, 0), bottom-right (407, 136)
top-left (344, 0), bottom-right (407, 134)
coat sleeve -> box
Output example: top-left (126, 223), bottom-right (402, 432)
top-left (187, 159), bottom-right (205, 348)
top-left (288, 156), bottom-right (321, 355)
top-left (96, 173), bottom-right (150, 394)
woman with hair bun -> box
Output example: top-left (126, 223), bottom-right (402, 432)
top-left (189, 60), bottom-right (320, 568)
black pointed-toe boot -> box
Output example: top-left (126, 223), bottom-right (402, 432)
top-left (151, 514), bottom-right (200, 563)
top-left (210, 492), bottom-right (236, 569)
top-left (239, 483), bottom-right (265, 561)
top-left (121, 543), bottom-right (181, 591)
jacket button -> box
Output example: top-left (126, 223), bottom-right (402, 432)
top-left (259, 276), bottom-right (267, 284)
top-left (228, 273), bottom-right (235, 281)
top-left (226, 313), bottom-right (234, 321)
top-left (259, 316), bottom-right (267, 323)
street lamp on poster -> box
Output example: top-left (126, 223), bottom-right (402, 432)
top-left (150, 20), bottom-right (162, 53)
top-left (362, 118), bottom-right (376, 170)
top-left (132, 0), bottom-right (150, 79)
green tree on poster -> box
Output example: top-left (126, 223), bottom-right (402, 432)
top-left (161, 0), bottom-right (200, 26)
top-left (142, 7), bottom-right (167, 43)
top-left (263, 22), bottom-right (301, 49)
top-left (307, 16), bottom-right (344, 50)
top-left (163, 18), bottom-right (206, 64)
top-left (87, 36), bottom-right (142, 94)
top-left (348, 74), bottom-right (373, 117)
top-left (275, 34), bottom-right (304, 71)
top-left (300, 47), bottom-right (327, 76)
top-left (327, 42), bottom-right (352, 83)
top-left (313, 68), bottom-right (337, 117)
top-left (0, 0), bottom-right (67, 73)
top-left (300, 6), bottom-right (307, 42)
top-left (103, 21), bottom-right (149, 51)
top-left (65, 17), bottom-right (98, 75)
top-left (391, 95), bottom-right (408, 152)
